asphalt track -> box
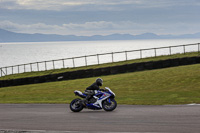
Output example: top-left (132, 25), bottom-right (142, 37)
top-left (0, 104), bottom-right (200, 132)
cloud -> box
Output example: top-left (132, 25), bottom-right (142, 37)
top-left (0, 20), bottom-right (63, 33)
top-left (0, 20), bottom-right (118, 35)
top-left (63, 21), bottom-right (116, 30)
top-left (0, 0), bottom-right (200, 36)
top-left (1, 0), bottom-right (199, 11)
top-left (1, 0), bottom-right (137, 10)
top-left (0, 0), bottom-right (18, 9)
top-left (1, 20), bottom-right (200, 36)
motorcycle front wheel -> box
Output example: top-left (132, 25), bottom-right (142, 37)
top-left (102, 98), bottom-right (117, 111)
top-left (70, 98), bottom-right (83, 112)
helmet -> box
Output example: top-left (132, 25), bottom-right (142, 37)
top-left (96, 78), bottom-right (103, 86)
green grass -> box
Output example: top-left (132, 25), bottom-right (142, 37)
top-left (0, 52), bottom-right (199, 80)
top-left (0, 63), bottom-right (200, 105)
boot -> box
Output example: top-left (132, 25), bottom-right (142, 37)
top-left (82, 99), bottom-right (88, 107)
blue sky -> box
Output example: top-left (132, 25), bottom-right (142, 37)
top-left (0, 0), bottom-right (200, 36)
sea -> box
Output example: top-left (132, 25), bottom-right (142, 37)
top-left (0, 39), bottom-right (200, 73)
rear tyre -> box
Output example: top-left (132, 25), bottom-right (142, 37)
top-left (102, 98), bottom-right (117, 111)
top-left (70, 98), bottom-right (83, 112)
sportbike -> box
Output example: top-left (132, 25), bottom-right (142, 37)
top-left (70, 87), bottom-right (117, 112)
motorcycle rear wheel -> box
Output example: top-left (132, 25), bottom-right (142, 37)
top-left (102, 98), bottom-right (117, 111)
top-left (70, 98), bottom-right (83, 112)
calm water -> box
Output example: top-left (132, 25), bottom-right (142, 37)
top-left (0, 39), bottom-right (200, 68)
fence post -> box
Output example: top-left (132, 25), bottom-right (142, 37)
top-left (140, 50), bottom-right (142, 59)
top-left (52, 60), bottom-right (55, 69)
top-left (45, 61), bottom-right (47, 70)
top-left (18, 65), bottom-right (20, 74)
top-left (112, 52), bottom-right (114, 62)
top-left (37, 62), bottom-right (39, 71)
top-left (5, 67), bottom-right (7, 75)
top-left (97, 54), bottom-right (99, 65)
top-left (72, 58), bottom-right (75, 68)
top-left (0, 68), bottom-right (2, 77)
top-left (125, 51), bottom-right (128, 61)
top-left (85, 56), bottom-right (87, 66)
top-left (0, 68), bottom-right (6, 77)
top-left (169, 46), bottom-right (172, 55)
top-left (183, 45), bottom-right (186, 54)
top-left (154, 48), bottom-right (157, 57)
top-left (4, 68), bottom-right (6, 76)
top-left (24, 64), bottom-right (26, 72)
top-left (62, 59), bottom-right (65, 68)
top-left (12, 66), bottom-right (13, 74)
top-left (198, 43), bottom-right (200, 53)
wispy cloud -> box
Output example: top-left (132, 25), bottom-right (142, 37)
top-left (1, 20), bottom-right (199, 36)
top-left (0, 0), bottom-right (200, 35)
top-left (1, 0), bottom-right (199, 11)
top-left (0, 20), bottom-right (118, 35)
top-left (0, 20), bottom-right (63, 34)
top-left (0, 0), bottom-right (139, 10)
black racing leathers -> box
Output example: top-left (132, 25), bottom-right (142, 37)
top-left (84, 82), bottom-right (101, 103)
top-left (86, 82), bottom-right (100, 90)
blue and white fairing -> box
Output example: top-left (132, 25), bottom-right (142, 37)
top-left (70, 87), bottom-right (117, 112)
top-left (74, 90), bottom-right (87, 98)
top-left (71, 87), bottom-right (117, 112)
top-left (85, 87), bottom-right (115, 109)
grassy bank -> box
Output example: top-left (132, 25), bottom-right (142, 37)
top-left (0, 63), bottom-right (200, 105)
top-left (0, 52), bottom-right (199, 80)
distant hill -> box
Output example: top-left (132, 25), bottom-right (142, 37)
top-left (0, 28), bottom-right (200, 42)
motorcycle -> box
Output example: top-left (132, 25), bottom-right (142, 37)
top-left (70, 87), bottom-right (117, 112)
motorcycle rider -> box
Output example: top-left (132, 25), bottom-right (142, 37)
top-left (83, 78), bottom-right (103, 105)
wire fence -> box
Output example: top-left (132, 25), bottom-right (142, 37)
top-left (0, 43), bottom-right (200, 77)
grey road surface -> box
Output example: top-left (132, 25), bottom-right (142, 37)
top-left (0, 104), bottom-right (200, 132)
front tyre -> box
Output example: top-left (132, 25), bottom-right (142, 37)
top-left (102, 98), bottom-right (117, 111)
top-left (70, 98), bottom-right (83, 112)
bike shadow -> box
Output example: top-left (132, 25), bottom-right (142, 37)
top-left (69, 110), bottom-right (116, 113)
